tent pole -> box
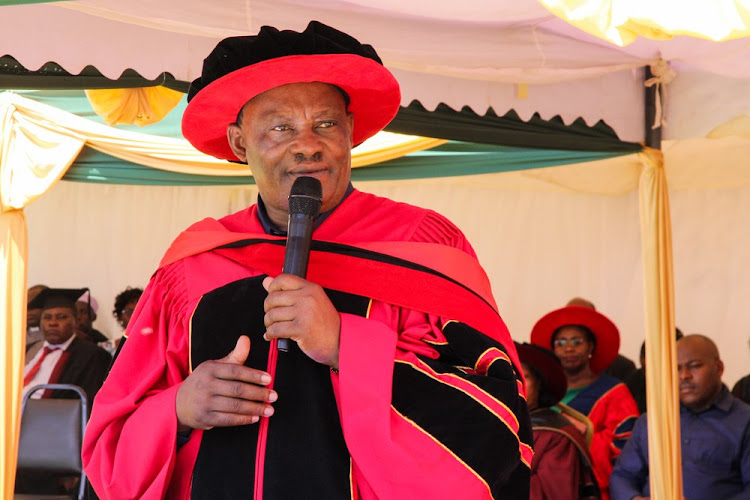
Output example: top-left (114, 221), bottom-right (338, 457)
top-left (644, 66), bottom-right (662, 149)
top-left (639, 65), bottom-right (682, 500)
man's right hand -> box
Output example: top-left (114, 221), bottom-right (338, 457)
top-left (175, 335), bottom-right (277, 431)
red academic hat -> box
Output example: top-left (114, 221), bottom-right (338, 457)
top-left (530, 305), bottom-right (620, 373)
top-left (516, 342), bottom-right (567, 404)
top-left (182, 21), bottom-right (401, 162)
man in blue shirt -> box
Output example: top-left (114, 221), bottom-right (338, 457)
top-left (610, 334), bottom-right (750, 500)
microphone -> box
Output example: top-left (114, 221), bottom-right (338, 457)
top-left (277, 176), bottom-right (323, 352)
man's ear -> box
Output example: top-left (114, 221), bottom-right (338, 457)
top-left (347, 113), bottom-right (354, 145)
top-left (227, 123), bottom-right (248, 163)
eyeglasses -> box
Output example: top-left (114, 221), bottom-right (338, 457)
top-left (552, 338), bottom-right (587, 348)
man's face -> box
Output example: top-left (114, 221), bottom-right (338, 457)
top-left (552, 325), bottom-right (594, 374)
top-left (227, 82), bottom-right (354, 228)
top-left (40, 306), bottom-right (78, 345)
top-left (677, 337), bottom-right (724, 411)
top-left (75, 301), bottom-right (94, 332)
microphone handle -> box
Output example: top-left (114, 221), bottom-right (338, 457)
top-left (278, 213), bottom-right (315, 352)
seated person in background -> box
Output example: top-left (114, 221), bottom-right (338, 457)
top-left (610, 334), bottom-right (750, 500)
top-left (625, 328), bottom-right (684, 414)
top-left (531, 305), bottom-right (639, 500)
top-left (110, 286), bottom-right (143, 352)
top-left (23, 288), bottom-right (112, 405)
top-left (732, 337), bottom-right (750, 405)
top-left (75, 290), bottom-right (108, 344)
top-left (112, 286), bottom-right (143, 332)
top-left (517, 342), bottom-right (600, 500)
top-left (567, 298), bottom-right (637, 383)
top-left (25, 284), bottom-right (48, 349)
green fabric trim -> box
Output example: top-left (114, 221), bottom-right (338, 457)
top-left (10, 90), bottom-right (641, 185)
top-left (64, 143), bottom-right (633, 186)
top-left (64, 147), bottom-right (255, 186)
top-left (0, 1), bottom-right (61, 5)
top-left (350, 142), bottom-right (632, 181)
top-left (387, 102), bottom-right (642, 153)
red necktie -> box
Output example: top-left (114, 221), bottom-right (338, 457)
top-left (23, 346), bottom-right (55, 387)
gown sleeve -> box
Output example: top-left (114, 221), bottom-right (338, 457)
top-left (588, 383), bottom-right (639, 498)
top-left (331, 211), bottom-right (532, 499)
top-left (82, 261), bottom-right (198, 500)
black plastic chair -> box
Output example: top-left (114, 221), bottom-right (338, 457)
top-left (14, 384), bottom-right (88, 500)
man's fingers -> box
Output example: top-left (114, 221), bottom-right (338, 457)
top-left (211, 377), bottom-right (277, 403)
top-left (263, 289), bottom-right (298, 313)
top-left (264, 305), bottom-right (296, 328)
top-left (210, 361), bottom-right (272, 386)
top-left (264, 320), bottom-right (296, 341)
top-left (218, 335), bottom-right (251, 365)
top-left (208, 395), bottom-right (276, 418)
top-left (264, 273), bottom-right (307, 293)
top-left (201, 413), bottom-right (261, 429)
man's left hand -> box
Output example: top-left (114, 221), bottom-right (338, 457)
top-left (262, 275), bottom-right (340, 369)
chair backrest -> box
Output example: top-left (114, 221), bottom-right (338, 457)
top-left (556, 402), bottom-right (595, 447)
top-left (16, 384), bottom-right (88, 500)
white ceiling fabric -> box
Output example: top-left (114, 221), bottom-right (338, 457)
top-left (4, 0), bottom-right (750, 142)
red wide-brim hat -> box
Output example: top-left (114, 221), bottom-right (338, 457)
top-left (182, 22), bottom-right (401, 162)
top-left (530, 305), bottom-right (620, 373)
top-left (516, 342), bottom-right (567, 404)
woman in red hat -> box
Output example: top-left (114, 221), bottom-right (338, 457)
top-left (531, 306), bottom-right (638, 500)
top-left (517, 342), bottom-right (600, 500)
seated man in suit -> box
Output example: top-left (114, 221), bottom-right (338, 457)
top-left (23, 288), bottom-right (112, 405)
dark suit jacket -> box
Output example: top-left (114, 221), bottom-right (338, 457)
top-left (26, 337), bottom-right (112, 405)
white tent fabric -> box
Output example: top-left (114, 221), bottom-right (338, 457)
top-left (25, 157), bottom-right (750, 388)
top-left (4, 0), bottom-right (750, 142)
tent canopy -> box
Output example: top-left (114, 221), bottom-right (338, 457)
top-left (3, 0), bottom-right (750, 144)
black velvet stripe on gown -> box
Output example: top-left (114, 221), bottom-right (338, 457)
top-left (189, 276), bottom-right (369, 499)
top-left (391, 321), bottom-right (532, 499)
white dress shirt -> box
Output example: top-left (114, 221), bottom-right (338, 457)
top-left (22, 335), bottom-right (76, 400)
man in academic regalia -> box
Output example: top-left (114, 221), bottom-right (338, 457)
top-left (23, 288), bottom-right (112, 405)
top-left (83, 21), bottom-right (532, 500)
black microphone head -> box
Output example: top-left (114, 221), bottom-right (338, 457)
top-left (289, 176), bottom-right (323, 217)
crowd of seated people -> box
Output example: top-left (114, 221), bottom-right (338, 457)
top-left (17, 287), bottom-right (749, 499)
top-left (526, 297), bottom-right (749, 500)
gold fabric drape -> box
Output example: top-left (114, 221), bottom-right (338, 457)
top-left (638, 148), bottom-right (682, 500)
top-left (0, 92), bottom-right (84, 498)
top-left (0, 91), bottom-right (444, 177)
top-left (86, 86), bottom-right (184, 127)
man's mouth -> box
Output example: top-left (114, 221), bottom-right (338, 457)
top-left (289, 164), bottom-right (327, 175)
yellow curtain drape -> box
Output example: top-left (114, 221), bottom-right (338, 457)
top-left (0, 93), bottom-right (84, 498)
top-left (86, 86), bottom-right (184, 127)
top-left (638, 147), bottom-right (682, 500)
top-left (1, 91), bottom-right (444, 178)
top-left (540, 0), bottom-right (750, 46)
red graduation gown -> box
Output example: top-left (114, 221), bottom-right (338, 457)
top-left (82, 189), bottom-right (532, 499)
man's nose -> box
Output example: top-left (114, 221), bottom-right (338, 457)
top-left (678, 366), bottom-right (690, 381)
top-left (290, 128), bottom-right (323, 157)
